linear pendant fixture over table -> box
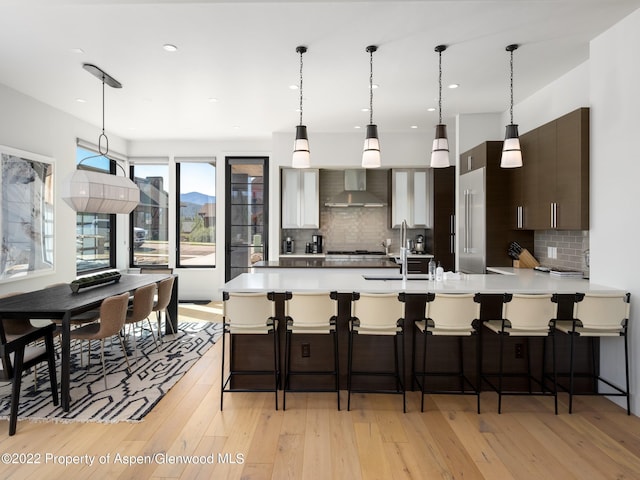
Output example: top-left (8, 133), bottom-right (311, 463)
top-left (292, 45), bottom-right (310, 168)
top-left (62, 64), bottom-right (140, 214)
top-left (500, 44), bottom-right (523, 168)
top-left (362, 45), bottom-right (381, 168)
top-left (430, 44), bottom-right (450, 168)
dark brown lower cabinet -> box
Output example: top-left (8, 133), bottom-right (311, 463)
top-left (229, 293), bottom-right (596, 394)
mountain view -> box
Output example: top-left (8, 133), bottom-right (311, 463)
top-left (180, 192), bottom-right (216, 218)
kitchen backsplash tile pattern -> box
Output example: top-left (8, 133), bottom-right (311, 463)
top-left (281, 169), bottom-right (429, 254)
top-left (534, 230), bottom-right (589, 275)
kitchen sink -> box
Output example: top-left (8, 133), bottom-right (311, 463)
top-left (362, 274), bottom-right (430, 281)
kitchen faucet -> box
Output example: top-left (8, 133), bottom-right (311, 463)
top-left (400, 219), bottom-right (408, 281)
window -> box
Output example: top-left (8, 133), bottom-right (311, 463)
top-left (130, 162), bottom-right (170, 267)
top-left (75, 146), bottom-right (116, 274)
top-left (176, 159), bottom-right (216, 267)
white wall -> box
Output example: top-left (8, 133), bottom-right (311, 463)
top-left (128, 139), bottom-right (271, 301)
top-left (589, 8), bottom-right (640, 412)
top-left (0, 83), bottom-right (128, 293)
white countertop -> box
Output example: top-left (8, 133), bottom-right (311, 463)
top-left (222, 268), bottom-right (620, 294)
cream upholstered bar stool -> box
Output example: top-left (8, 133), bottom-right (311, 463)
top-left (482, 293), bottom-right (558, 414)
top-left (348, 292), bottom-right (406, 412)
top-left (283, 291), bottom-right (340, 410)
top-left (555, 292), bottom-right (631, 414)
top-left (220, 291), bottom-right (279, 410)
top-left (412, 293), bottom-right (482, 413)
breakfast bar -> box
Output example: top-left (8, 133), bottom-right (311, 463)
top-left (222, 269), bottom-right (623, 392)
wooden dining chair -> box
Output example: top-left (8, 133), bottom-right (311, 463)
top-left (70, 292), bottom-right (132, 389)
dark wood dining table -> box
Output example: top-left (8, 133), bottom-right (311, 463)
top-left (0, 273), bottom-right (178, 411)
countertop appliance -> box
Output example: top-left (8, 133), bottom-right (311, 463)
top-left (459, 167), bottom-right (486, 273)
top-left (312, 234), bottom-right (323, 254)
top-left (414, 234), bottom-right (425, 253)
top-left (283, 237), bottom-right (295, 254)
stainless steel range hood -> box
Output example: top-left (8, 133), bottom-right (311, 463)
top-left (324, 169), bottom-right (386, 207)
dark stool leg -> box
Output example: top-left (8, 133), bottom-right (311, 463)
top-left (283, 329), bottom-right (291, 411)
top-left (498, 333), bottom-right (505, 414)
top-left (624, 333), bottom-right (631, 415)
top-left (421, 330), bottom-right (428, 412)
top-left (220, 327), bottom-right (226, 411)
top-left (568, 332), bottom-right (576, 414)
top-left (273, 327), bottom-right (279, 411)
top-left (347, 329), bottom-right (354, 411)
top-left (333, 329), bottom-right (340, 411)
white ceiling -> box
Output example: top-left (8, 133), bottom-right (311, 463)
top-left (0, 0), bottom-right (638, 141)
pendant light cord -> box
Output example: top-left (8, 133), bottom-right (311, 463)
top-left (98, 77), bottom-right (109, 157)
top-left (298, 48), bottom-right (304, 126)
top-left (509, 48), bottom-right (514, 125)
top-left (369, 48), bottom-right (374, 125)
top-left (438, 48), bottom-right (443, 124)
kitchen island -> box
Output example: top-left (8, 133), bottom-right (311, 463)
top-left (221, 270), bottom-right (623, 395)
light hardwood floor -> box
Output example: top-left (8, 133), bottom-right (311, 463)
top-left (1, 305), bottom-right (640, 479)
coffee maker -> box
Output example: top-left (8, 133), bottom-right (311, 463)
top-left (311, 234), bottom-right (323, 254)
top-left (283, 237), bottom-right (295, 254)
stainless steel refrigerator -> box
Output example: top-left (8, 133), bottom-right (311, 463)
top-left (459, 167), bottom-right (486, 273)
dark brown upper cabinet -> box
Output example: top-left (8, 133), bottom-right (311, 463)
top-left (512, 107), bottom-right (589, 230)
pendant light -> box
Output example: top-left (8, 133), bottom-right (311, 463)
top-left (292, 45), bottom-right (310, 168)
top-left (62, 64), bottom-right (140, 214)
top-left (362, 45), bottom-right (381, 168)
top-left (500, 44), bottom-right (523, 168)
top-left (430, 44), bottom-right (450, 168)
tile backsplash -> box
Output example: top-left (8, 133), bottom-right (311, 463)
top-left (281, 169), bottom-right (428, 254)
top-left (534, 230), bottom-right (589, 275)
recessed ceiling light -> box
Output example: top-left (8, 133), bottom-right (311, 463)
top-left (372, 84), bottom-right (379, 89)
top-left (427, 107), bottom-right (436, 112)
top-left (289, 85), bottom-right (299, 90)
top-left (354, 125), bottom-right (361, 129)
top-left (208, 97), bottom-right (219, 103)
top-left (361, 108), bottom-right (369, 112)
top-left (448, 83), bottom-right (460, 89)
top-left (410, 125), bottom-right (418, 129)
top-left (76, 98), bottom-right (86, 103)
top-left (70, 48), bottom-right (84, 54)
top-left (163, 44), bottom-right (178, 52)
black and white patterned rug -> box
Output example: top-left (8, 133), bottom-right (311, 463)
top-left (0, 321), bottom-right (222, 424)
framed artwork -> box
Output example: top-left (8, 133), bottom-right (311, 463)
top-left (0, 145), bottom-right (54, 282)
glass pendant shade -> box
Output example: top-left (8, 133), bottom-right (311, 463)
top-left (362, 124), bottom-right (381, 168)
top-left (62, 168), bottom-right (140, 214)
top-left (500, 124), bottom-right (523, 168)
top-left (430, 124), bottom-right (450, 168)
top-left (292, 125), bottom-right (311, 168)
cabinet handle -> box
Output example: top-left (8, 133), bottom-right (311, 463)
top-left (550, 203), bottom-right (554, 228)
top-left (467, 156), bottom-right (472, 171)
top-left (464, 190), bottom-right (470, 253)
top-left (516, 205), bottom-right (523, 229)
top-left (553, 202), bottom-right (558, 228)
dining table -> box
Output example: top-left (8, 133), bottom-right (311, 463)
top-left (0, 273), bottom-right (177, 412)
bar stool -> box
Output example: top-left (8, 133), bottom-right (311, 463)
top-left (283, 291), bottom-right (339, 410)
top-left (555, 292), bottom-right (631, 414)
top-left (348, 292), bottom-right (406, 412)
top-left (412, 293), bottom-right (481, 413)
top-left (482, 293), bottom-right (558, 414)
top-left (220, 291), bottom-right (279, 410)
